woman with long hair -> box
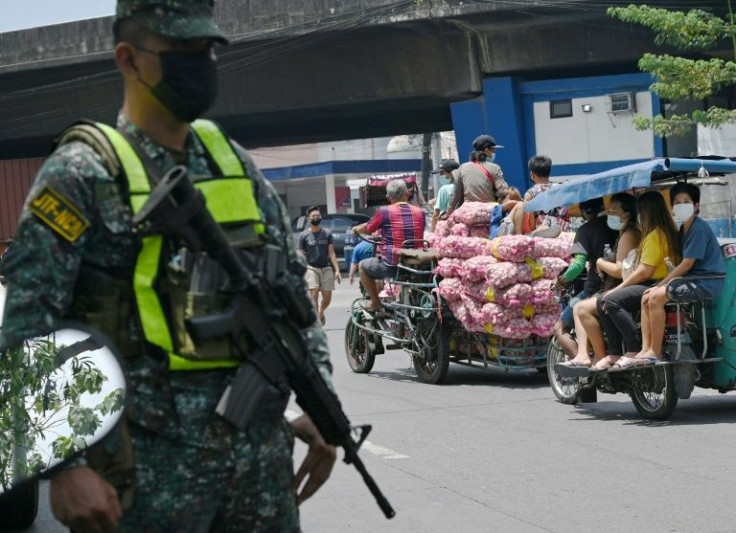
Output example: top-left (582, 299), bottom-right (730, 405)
top-left (588, 191), bottom-right (681, 371)
top-left (562, 193), bottom-right (641, 368)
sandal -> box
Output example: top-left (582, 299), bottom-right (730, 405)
top-left (589, 357), bottom-right (618, 373)
top-left (609, 355), bottom-right (660, 372)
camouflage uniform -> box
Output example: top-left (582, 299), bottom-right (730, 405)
top-left (1, 3), bottom-right (333, 528)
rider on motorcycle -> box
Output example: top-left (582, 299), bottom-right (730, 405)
top-left (352, 179), bottom-right (425, 313)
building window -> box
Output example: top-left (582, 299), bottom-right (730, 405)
top-left (550, 99), bottom-right (573, 119)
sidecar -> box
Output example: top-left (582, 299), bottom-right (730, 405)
top-left (535, 157), bottom-right (736, 419)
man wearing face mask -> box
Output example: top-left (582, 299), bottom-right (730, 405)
top-left (429, 158), bottom-right (459, 231)
top-left (447, 134), bottom-right (509, 216)
top-left (0, 1), bottom-right (337, 531)
top-left (298, 206), bottom-right (342, 326)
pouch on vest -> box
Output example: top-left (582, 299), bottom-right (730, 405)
top-left (162, 248), bottom-right (251, 361)
top-left (70, 265), bottom-right (142, 359)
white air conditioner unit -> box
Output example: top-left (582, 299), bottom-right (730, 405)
top-left (607, 92), bottom-right (637, 114)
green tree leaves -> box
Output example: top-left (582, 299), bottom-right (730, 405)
top-left (608, 4), bottom-right (736, 138)
top-left (0, 336), bottom-right (123, 488)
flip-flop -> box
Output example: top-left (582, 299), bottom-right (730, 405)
top-left (608, 356), bottom-right (635, 372)
top-left (589, 359), bottom-right (617, 373)
top-left (610, 355), bottom-right (660, 372)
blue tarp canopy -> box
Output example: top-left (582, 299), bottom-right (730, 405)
top-left (524, 158), bottom-right (736, 213)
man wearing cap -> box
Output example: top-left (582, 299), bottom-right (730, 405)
top-left (430, 159), bottom-right (459, 232)
top-left (0, 1), bottom-right (337, 531)
top-left (447, 134), bottom-right (509, 215)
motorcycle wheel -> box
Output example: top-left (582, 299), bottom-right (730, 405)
top-left (344, 315), bottom-right (376, 373)
top-left (412, 317), bottom-right (450, 384)
top-left (630, 364), bottom-right (678, 420)
top-left (0, 479), bottom-right (39, 529)
top-left (546, 337), bottom-right (580, 404)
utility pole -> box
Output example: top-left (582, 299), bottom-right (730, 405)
top-left (420, 133), bottom-right (432, 202)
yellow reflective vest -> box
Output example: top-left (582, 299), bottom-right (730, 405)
top-left (95, 119), bottom-right (265, 370)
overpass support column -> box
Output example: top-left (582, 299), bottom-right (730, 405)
top-left (482, 77), bottom-right (529, 193)
top-left (451, 77), bottom-right (530, 193)
top-left (325, 173), bottom-right (337, 213)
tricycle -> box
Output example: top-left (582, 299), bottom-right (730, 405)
top-left (345, 228), bottom-right (552, 384)
top-left (535, 157), bottom-right (736, 419)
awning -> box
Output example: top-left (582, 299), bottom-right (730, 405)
top-left (524, 157), bottom-right (736, 213)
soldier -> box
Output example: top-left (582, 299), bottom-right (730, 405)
top-left (0, 1), bottom-right (337, 531)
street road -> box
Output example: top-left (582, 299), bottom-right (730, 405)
top-left (21, 282), bottom-right (736, 532)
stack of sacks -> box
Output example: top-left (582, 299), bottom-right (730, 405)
top-left (433, 226), bottom-right (571, 339)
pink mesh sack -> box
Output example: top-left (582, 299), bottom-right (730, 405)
top-left (437, 236), bottom-right (494, 260)
top-left (530, 313), bottom-right (558, 337)
top-left (438, 277), bottom-right (464, 302)
top-left (462, 255), bottom-right (499, 282)
top-left (451, 223), bottom-right (469, 236)
top-left (435, 258), bottom-right (464, 278)
top-left (450, 201), bottom-right (496, 226)
top-left (435, 220), bottom-right (452, 237)
top-left (536, 257), bottom-right (569, 279)
top-left (493, 318), bottom-right (532, 339)
top-left (490, 235), bottom-right (534, 262)
top-left (532, 236), bottom-right (573, 260)
top-left (482, 262), bottom-right (533, 289)
top-left (530, 279), bottom-right (558, 306)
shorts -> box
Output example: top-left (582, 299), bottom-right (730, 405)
top-left (560, 289), bottom-right (591, 328)
top-left (305, 266), bottom-right (335, 291)
top-left (360, 257), bottom-right (398, 280)
top-left (666, 279), bottom-right (713, 303)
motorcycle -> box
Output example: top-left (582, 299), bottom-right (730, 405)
top-left (536, 157), bottom-right (736, 420)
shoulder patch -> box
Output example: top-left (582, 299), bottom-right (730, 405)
top-left (29, 186), bottom-right (90, 242)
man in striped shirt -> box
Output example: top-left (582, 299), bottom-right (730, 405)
top-left (352, 179), bottom-right (425, 312)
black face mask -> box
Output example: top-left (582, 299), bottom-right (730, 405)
top-left (140, 48), bottom-right (218, 123)
top-left (310, 218), bottom-right (322, 226)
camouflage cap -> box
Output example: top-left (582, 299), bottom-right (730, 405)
top-left (116, 0), bottom-right (228, 44)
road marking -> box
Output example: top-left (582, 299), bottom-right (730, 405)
top-left (285, 409), bottom-right (409, 460)
top-left (360, 441), bottom-right (409, 460)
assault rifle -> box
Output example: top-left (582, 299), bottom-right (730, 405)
top-left (132, 166), bottom-right (395, 519)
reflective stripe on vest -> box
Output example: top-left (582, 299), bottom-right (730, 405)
top-left (96, 120), bottom-right (263, 371)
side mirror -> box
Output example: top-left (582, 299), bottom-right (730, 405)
top-left (0, 325), bottom-right (126, 498)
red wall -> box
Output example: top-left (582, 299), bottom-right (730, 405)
top-left (0, 158), bottom-right (44, 239)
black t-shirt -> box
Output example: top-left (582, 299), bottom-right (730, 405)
top-left (572, 215), bottom-right (618, 294)
top-left (298, 228), bottom-right (333, 268)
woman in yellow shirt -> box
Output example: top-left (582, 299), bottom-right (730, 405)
top-left (589, 191), bottom-right (681, 371)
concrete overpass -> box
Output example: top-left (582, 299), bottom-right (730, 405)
top-left (0, 0), bottom-right (724, 159)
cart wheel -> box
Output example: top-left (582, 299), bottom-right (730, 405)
top-left (629, 364), bottom-right (678, 420)
top-left (344, 316), bottom-right (376, 373)
top-left (546, 337), bottom-right (580, 404)
top-left (412, 318), bottom-right (450, 384)
top-left (0, 479), bottom-right (39, 529)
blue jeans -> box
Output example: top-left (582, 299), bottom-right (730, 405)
top-left (560, 289), bottom-right (591, 328)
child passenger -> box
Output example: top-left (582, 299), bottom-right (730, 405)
top-left (615, 183), bottom-right (726, 369)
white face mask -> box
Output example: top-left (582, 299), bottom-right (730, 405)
top-left (607, 215), bottom-right (623, 231)
top-left (673, 202), bottom-right (695, 223)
